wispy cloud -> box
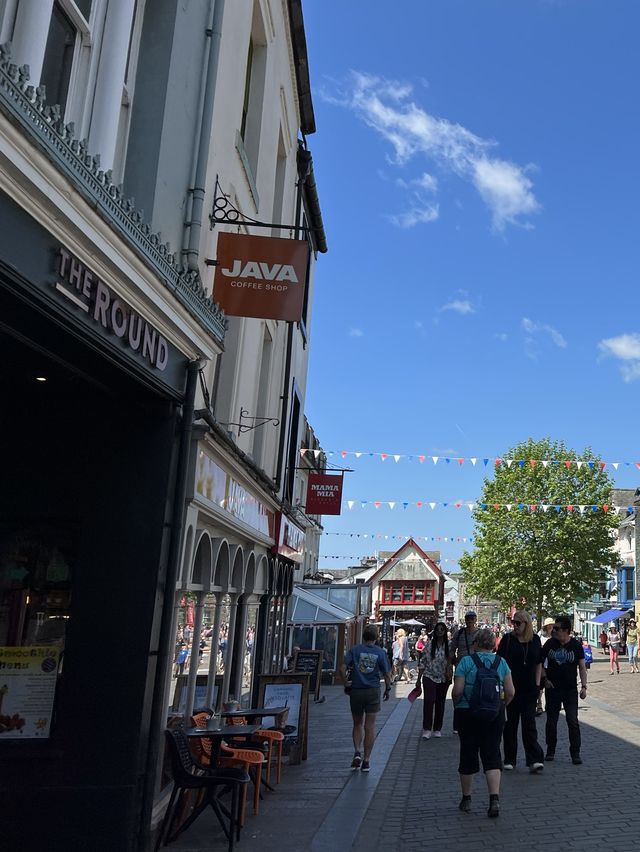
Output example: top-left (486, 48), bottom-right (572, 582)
top-left (440, 299), bottom-right (475, 315)
top-left (323, 71), bottom-right (540, 232)
top-left (598, 333), bottom-right (640, 381)
top-left (522, 317), bottom-right (567, 349)
top-left (349, 327), bottom-right (364, 338)
top-left (494, 332), bottom-right (508, 342)
top-left (388, 205), bottom-right (439, 228)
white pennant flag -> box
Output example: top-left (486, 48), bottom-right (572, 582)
top-left (313, 449), bottom-right (321, 458)
top-left (576, 461), bottom-right (584, 470)
top-left (613, 462), bottom-right (620, 470)
top-left (505, 459), bottom-right (514, 468)
top-left (470, 458), bottom-right (477, 466)
top-left (346, 501), bottom-right (354, 510)
top-left (541, 460), bottom-right (549, 468)
top-left (355, 452), bottom-right (362, 458)
top-left (429, 502), bottom-right (437, 510)
top-left (388, 502), bottom-right (396, 510)
top-left (468, 503), bottom-right (475, 511)
top-left (506, 504), bottom-right (513, 511)
top-left (578, 505), bottom-right (586, 514)
top-left (393, 455), bottom-right (401, 463)
top-left (541, 504), bottom-right (549, 512)
top-left (432, 456), bottom-right (439, 465)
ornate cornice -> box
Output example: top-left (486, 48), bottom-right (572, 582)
top-left (0, 44), bottom-right (227, 345)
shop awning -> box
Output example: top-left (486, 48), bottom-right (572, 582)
top-left (586, 608), bottom-right (630, 624)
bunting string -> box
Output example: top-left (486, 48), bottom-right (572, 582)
top-left (319, 555), bottom-right (462, 564)
top-left (322, 532), bottom-right (473, 542)
top-left (301, 448), bottom-right (638, 471)
top-left (342, 500), bottom-right (634, 514)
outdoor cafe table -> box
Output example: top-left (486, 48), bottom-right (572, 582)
top-left (220, 706), bottom-right (288, 724)
top-left (185, 723), bottom-right (261, 762)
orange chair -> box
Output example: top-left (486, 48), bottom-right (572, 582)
top-left (228, 716), bottom-right (285, 785)
top-left (190, 712), bottom-right (264, 826)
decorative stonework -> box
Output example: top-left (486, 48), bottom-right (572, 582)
top-left (0, 44), bottom-right (227, 344)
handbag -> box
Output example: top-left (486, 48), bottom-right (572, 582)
top-left (407, 675), bottom-right (423, 703)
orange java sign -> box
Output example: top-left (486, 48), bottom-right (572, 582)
top-left (213, 232), bottom-right (309, 321)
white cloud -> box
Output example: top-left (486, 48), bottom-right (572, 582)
top-left (327, 71), bottom-right (540, 231)
top-left (598, 333), bottom-right (640, 382)
top-left (440, 299), bottom-right (475, 315)
top-left (349, 327), bottom-right (364, 338)
top-left (388, 204), bottom-right (439, 228)
top-left (521, 317), bottom-right (567, 348)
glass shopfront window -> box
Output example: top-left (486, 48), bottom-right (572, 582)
top-left (314, 626), bottom-right (337, 670)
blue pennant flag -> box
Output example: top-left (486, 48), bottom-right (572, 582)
top-left (518, 502), bottom-right (525, 510)
top-left (518, 460), bottom-right (525, 467)
top-left (588, 462), bottom-right (594, 469)
top-left (445, 458), bottom-right (451, 464)
top-left (555, 505), bottom-right (561, 512)
top-left (402, 502), bottom-right (409, 509)
top-left (481, 503), bottom-right (487, 509)
top-left (483, 459), bottom-right (489, 466)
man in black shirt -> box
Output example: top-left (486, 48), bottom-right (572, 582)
top-left (540, 615), bottom-right (588, 765)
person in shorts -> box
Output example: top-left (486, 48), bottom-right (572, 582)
top-left (340, 624), bottom-right (392, 772)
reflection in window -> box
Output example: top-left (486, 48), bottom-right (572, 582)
top-left (391, 586), bottom-right (401, 602)
top-left (41, 2), bottom-right (76, 114)
top-left (292, 626), bottom-right (313, 650)
top-left (315, 626), bottom-right (337, 670)
top-left (383, 585), bottom-right (391, 602)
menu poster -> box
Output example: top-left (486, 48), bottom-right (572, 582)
top-left (261, 682), bottom-right (303, 737)
top-left (0, 646), bottom-right (60, 738)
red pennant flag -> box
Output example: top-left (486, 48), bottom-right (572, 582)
top-left (341, 451), bottom-right (348, 458)
top-left (531, 504), bottom-right (537, 512)
top-left (603, 504), bottom-right (609, 512)
top-left (567, 505), bottom-right (574, 512)
top-left (495, 458), bottom-right (501, 466)
top-left (458, 458), bottom-right (464, 466)
top-left (530, 460), bottom-right (537, 467)
top-left (380, 453), bottom-right (388, 461)
top-left (635, 462), bottom-right (640, 469)
top-left (600, 462), bottom-right (606, 470)
top-left (493, 503), bottom-right (500, 510)
top-left (418, 455), bottom-right (425, 463)
top-left (455, 502), bottom-right (462, 508)
top-left (374, 501), bottom-right (381, 508)
top-left (416, 501), bottom-right (423, 508)
top-left (564, 460), bottom-right (571, 469)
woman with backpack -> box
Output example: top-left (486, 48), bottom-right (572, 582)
top-left (497, 611), bottom-right (545, 773)
top-left (451, 627), bottom-right (514, 819)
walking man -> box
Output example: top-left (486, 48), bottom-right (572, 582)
top-left (541, 615), bottom-right (588, 765)
top-left (451, 611), bottom-right (479, 732)
top-left (341, 624), bottom-right (392, 772)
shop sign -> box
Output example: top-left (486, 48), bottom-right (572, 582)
top-left (213, 232), bottom-right (309, 321)
top-left (272, 512), bottom-right (305, 563)
top-left (305, 473), bottom-right (343, 516)
top-left (0, 646), bottom-right (59, 738)
top-left (196, 449), bottom-right (275, 538)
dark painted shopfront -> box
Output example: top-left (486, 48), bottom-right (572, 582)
top-left (0, 192), bottom-right (191, 851)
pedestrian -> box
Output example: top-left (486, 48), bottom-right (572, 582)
top-left (599, 628), bottom-right (608, 655)
top-left (498, 611), bottom-right (545, 773)
top-left (392, 628), bottom-right (410, 682)
top-left (418, 621), bottom-right (452, 739)
top-left (626, 619), bottom-right (639, 673)
top-left (541, 615), bottom-right (588, 765)
top-left (607, 624), bottom-right (622, 674)
top-left (451, 611), bottom-right (480, 732)
top-left (340, 624), bottom-right (392, 772)
top-left (536, 617), bottom-right (555, 715)
top-left (452, 627), bottom-right (514, 818)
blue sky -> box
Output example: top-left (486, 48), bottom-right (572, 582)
top-left (302, 0), bottom-right (640, 570)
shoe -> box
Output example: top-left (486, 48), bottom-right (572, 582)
top-left (610, 671), bottom-right (615, 676)
top-left (487, 798), bottom-right (500, 818)
top-left (433, 731), bottom-right (442, 738)
top-left (350, 753), bottom-right (362, 770)
top-left (545, 752), bottom-right (555, 761)
top-left (361, 760), bottom-right (370, 772)
top-left (422, 730), bottom-right (432, 739)
top-left (572, 755), bottom-right (583, 765)
top-left (503, 763), bottom-right (514, 771)
top-left (530, 762), bottom-right (544, 773)
top-left (459, 796), bottom-right (471, 813)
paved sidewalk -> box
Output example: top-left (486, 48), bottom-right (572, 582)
top-left (166, 656), bottom-right (640, 851)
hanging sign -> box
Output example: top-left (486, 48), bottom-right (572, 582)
top-left (305, 473), bottom-right (344, 515)
top-left (213, 232), bottom-right (309, 321)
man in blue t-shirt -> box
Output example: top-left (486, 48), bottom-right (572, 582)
top-left (340, 624), bottom-right (392, 772)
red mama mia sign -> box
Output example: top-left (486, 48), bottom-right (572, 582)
top-left (305, 473), bottom-right (344, 516)
top-left (213, 232), bottom-right (309, 321)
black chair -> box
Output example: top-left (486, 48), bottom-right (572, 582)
top-left (156, 727), bottom-right (249, 852)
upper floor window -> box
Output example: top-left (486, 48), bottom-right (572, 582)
top-left (40, 2), bottom-right (81, 115)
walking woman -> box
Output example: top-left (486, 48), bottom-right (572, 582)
top-left (452, 628), bottom-right (514, 818)
top-left (627, 620), bottom-right (639, 673)
top-left (608, 624), bottom-right (621, 674)
top-left (418, 622), bottom-right (451, 739)
top-left (498, 611), bottom-right (545, 773)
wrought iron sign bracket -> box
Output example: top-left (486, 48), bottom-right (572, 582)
top-left (219, 407), bottom-right (280, 434)
top-left (209, 176), bottom-right (310, 233)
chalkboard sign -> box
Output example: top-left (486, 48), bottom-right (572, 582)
top-left (293, 649), bottom-right (323, 700)
top-left (258, 673), bottom-right (310, 765)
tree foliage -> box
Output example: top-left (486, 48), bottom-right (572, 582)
top-left (459, 438), bottom-right (618, 622)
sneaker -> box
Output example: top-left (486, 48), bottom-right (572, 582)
top-left (487, 798), bottom-right (500, 818)
top-left (503, 763), bottom-right (514, 771)
top-left (545, 752), bottom-right (555, 761)
top-left (360, 760), bottom-right (370, 773)
top-left (433, 731), bottom-right (442, 738)
top-left (422, 730), bottom-right (432, 739)
top-left (530, 762), bottom-right (544, 773)
top-left (572, 755), bottom-right (583, 765)
top-left (459, 796), bottom-right (471, 813)
top-left (350, 753), bottom-right (362, 770)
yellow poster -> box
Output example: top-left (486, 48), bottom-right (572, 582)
top-left (0, 646), bottom-right (60, 738)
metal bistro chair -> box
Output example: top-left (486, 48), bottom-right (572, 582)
top-left (156, 727), bottom-right (249, 852)
top-left (227, 714), bottom-right (285, 786)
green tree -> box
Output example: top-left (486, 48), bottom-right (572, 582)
top-left (459, 438), bottom-right (619, 626)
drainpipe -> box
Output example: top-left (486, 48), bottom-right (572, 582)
top-left (139, 360), bottom-right (199, 851)
top-left (185, 0), bottom-right (225, 271)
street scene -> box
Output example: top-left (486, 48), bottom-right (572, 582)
top-left (1, 1), bottom-right (639, 851)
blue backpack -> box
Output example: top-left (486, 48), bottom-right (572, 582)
top-left (469, 653), bottom-right (502, 721)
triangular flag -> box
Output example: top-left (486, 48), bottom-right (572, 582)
top-left (314, 449), bottom-right (322, 458)
top-left (429, 502), bottom-right (436, 510)
top-left (541, 504), bottom-right (549, 512)
top-left (518, 460), bottom-right (525, 468)
top-left (587, 461), bottom-right (594, 470)
top-left (388, 502), bottom-right (396, 509)
top-left (380, 453), bottom-right (388, 461)
top-left (402, 502), bottom-right (409, 509)
top-left (506, 504), bottom-right (513, 511)
top-left (393, 455), bottom-right (401, 463)
top-left (578, 505), bottom-right (585, 514)
top-left (455, 502), bottom-right (462, 508)
top-left (555, 505), bottom-right (561, 512)
top-left (636, 463), bottom-right (640, 470)
top-left (458, 458), bottom-right (464, 466)
top-left (418, 455), bottom-right (426, 463)
top-left (530, 460), bottom-right (537, 468)
top-left (361, 500), bottom-right (368, 508)
top-left (592, 505), bottom-right (598, 512)
top-left (374, 501), bottom-right (381, 509)
top-left (483, 459), bottom-right (489, 466)
top-left (416, 501), bottom-right (423, 508)
top-left (445, 458), bottom-right (451, 464)
top-left (612, 462), bottom-right (619, 470)
top-left (599, 462), bottom-right (606, 469)
top-left (341, 450), bottom-right (348, 458)
top-left (442, 502), bottom-right (449, 507)
top-left (468, 503), bottom-right (475, 511)
top-left (541, 460), bottom-right (549, 468)
top-left (495, 458), bottom-right (502, 466)
top-left (493, 503), bottom-right (500, 510)
top-left (576, 461), bottom-right (584, 470)
top-left (518, 503), bottom-right (524, 510)
top-left (432, 456), bottom-right (439, 465)
top-left (564, 460), bottom-right (571, 469)
top-left (567, 505), bottom-right (574, 512)
top-left (531, 504), bottom-right (537, 511)
top-left (355, 452), bottom-right (362, 458)
top-left (470, 458), bottom-right (477, 466)
top-left (506, 459), bottom-right (514, 468)
top-left (481, 503), bottom-right (487, 509)
top-left (347, 500), bottom-right (354, 509)
top-left (603, 504), bottom-right (609, 513)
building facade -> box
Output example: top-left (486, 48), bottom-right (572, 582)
top-left (0, 1), bottom-right (325, 849)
